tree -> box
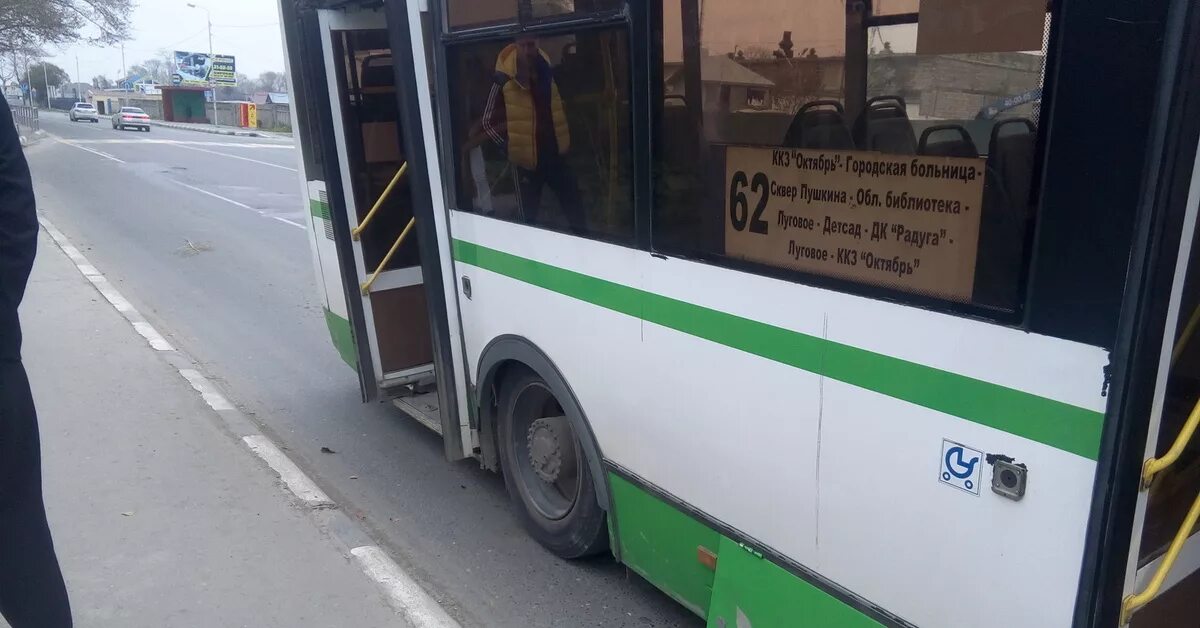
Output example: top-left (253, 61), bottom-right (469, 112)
top-left (142, 58), bottom-right (169, 84)
top-left (0, 0), bottom-right (132, 52)
top-left (21, 61), bottom-right (69, 105)
top-left (92, 75), bottom-right (112, 89)
top-left (257, 71), bottom-right (288, 93)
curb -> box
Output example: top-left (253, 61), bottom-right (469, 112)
top-left (36, 214), bottom-right (460, 628)
top-left (146, 119), bottom-right (262, 137)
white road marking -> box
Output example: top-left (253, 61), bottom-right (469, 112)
top-left (50, 136), bottom-right (126, 163)
top-left (67, 139), bottom-right (294, 148)
top-left (272, 215), bottom-right (306, 230)
top-left (37, 216), bottom-right (174, 352)
top-left (241, 435), bottom-right (336, 507)
top-left (171, 180), bottom-right (305, 234)
top-left (172, 143), bottom-right (299, 171)
top-left (350, 546), bottom-right (462, 628)
top-left (172, 180), bottom-right (256, 210)
top-left (179, 369), bottom-right (237, 411)
top-left (41, 207), bottom-right (456, 626)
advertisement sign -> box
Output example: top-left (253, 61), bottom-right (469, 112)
top-left (173, 50), bottom-right (237, 87)
top-left (724, 147), bottom-right (987, 302)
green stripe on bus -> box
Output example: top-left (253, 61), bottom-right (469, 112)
top-left (310, 199), bottom-right (330, 220)
top-left (452, 239), bottom-right (1105, 460)
top-left (324, 307), bottom-right (357, 370)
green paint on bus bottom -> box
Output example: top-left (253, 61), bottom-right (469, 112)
top-left (324, 308), bottom-right (357, 370)
top-left (452, 239), bottom-right (1105, 460)
top-left (610, 473), bottom-right (881, 626)
top-left (706, 536), bottom-right (882, 628)
top-left (610, 473), bottom-right (719, 616)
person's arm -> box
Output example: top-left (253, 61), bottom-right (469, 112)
top-left (481, 79), bottom-right (508, 150)
top-left (0, 99), bottom-right (38, 318)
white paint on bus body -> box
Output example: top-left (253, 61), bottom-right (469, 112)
top-left (450, 209), bottom-right (1108, 627)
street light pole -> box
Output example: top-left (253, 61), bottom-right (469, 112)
top-left (186, 2), bottom-right (216, 125)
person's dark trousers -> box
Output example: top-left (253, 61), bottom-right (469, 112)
top-left (515, 157), bottom-right (587, 235)
top-left (0, 360), bottom-right (72, 628)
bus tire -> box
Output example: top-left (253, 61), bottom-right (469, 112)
top-left (498, 370), bottom-right (608, 559)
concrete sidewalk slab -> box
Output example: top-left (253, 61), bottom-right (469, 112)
top-left (6, 231), bottom-right (403, 628)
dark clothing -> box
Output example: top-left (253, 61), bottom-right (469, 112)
top-left (0, 363), bottom-right (72, 628)
top-left (0, 100), bottom-right (38, 363)
top-left (0, 98), bottom-right (73, 627)
top-left (515, 158), bottom-right (585, 235)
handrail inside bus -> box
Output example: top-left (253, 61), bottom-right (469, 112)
top-left (360, 217), bottom-right (416, 295)
top-left (1171, 302), bottom-right (1200, 366)
top-left (352, 162), bottom-right (408, 241)
top-left (1120, 490), bottom-right (1200, 624)
top-left (1142, 397), bottom-right (1200, 488)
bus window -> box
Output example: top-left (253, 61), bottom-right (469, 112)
top-left (446, 0), bottom-right (518, 30)
top-left (530, 0), bottom-right (624, 20)
top-left (654, 0), bottom-right (1050, 314)
top-left (872, 0), bottom-right (919, 16)
top-left (445, 28), bottom-right (634, 243)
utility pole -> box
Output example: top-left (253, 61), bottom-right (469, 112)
top-left (76, 55), bottom-right (81, 99)
top-left (42, 61), bottom-right (50, 109)
top-left (120, 43), bottom-right (126, 83)
top-left (186, 3), bottom-right (216, 125)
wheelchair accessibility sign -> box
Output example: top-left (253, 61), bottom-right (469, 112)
top-left (939, 439), bottom-right (983, 495)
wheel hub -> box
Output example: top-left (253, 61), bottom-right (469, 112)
top-left (526, 416), bottom-right (568, 483)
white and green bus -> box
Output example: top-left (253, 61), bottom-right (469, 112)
top-left (276, 0), bottom-right (1199, 625)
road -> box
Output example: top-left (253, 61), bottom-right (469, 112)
top-left (28, 112), bottom-right (700, 628)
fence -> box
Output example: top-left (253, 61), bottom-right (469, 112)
top-left (11, 104), bottom-right (39, 133)
top-left (256, 103), bottom-right (291, 131)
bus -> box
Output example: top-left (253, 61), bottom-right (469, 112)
top-left (275, 1), bottom-right (1199, 625)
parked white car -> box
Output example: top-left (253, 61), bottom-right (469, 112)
top-left (112, 106), bottom-right (151, 132)
top-left (69, 102), bottom-right (99, 123)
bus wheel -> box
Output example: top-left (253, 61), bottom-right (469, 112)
top-left (498, 370), bottom-right (608, 559)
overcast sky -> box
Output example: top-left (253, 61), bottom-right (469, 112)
top-left (49, 0), bottom-right (285, 85)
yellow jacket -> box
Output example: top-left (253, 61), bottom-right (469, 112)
top-left (486, 43), bottom-right (570, 170)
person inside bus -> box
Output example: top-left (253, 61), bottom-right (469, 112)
top-left (482, 35), bottom-right (586, 235)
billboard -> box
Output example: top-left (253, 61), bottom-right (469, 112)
top-left (173, 51), bottom-right (237, 87)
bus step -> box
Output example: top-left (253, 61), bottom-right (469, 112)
top-left (393, 392), bottom-right (441, 436)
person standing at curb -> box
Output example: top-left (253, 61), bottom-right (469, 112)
top-left (0, 98), bottom-right (73, 628)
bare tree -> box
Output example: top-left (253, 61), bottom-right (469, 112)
top-left (0, 0), bottom-right (132, 52)
top-left (257, 71), bottom-right (287, 93)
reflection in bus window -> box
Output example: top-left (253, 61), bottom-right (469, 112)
top-left (447, 28), bottom-right (633, 242)
top-left (654, 0), bottom-right (1050, 313)
top-left (446, 0), bottom-right (518, 30)
top-left (530, 0), bottom-right (624, 19)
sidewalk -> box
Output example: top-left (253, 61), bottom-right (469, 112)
top-left (145, 118), bottom-right (291, 139)
top-left (7, 229), bottom-right (404, 627)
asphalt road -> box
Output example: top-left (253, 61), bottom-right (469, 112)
top-left (27, 112), bottom-right (700, 628)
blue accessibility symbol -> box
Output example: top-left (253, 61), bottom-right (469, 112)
top-left (940, 440), bottom-right (983, 494)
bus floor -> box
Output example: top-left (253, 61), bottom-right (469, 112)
top-left (392, 385), bottom-right (442, 436)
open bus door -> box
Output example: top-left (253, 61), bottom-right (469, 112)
top-left (281, 2), bottom-right (469, 460)
top-left (1112, 138), bottom-right (1200, 627)
top-left (313, 9), bottom-right (435, 398)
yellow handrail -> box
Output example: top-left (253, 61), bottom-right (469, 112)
top-left (1172, 303), bottom-right (1200, 366)
top-left (1121, 491), bottom-right (1200, 624)
top-left (1142, 398), bottom-right (1200, 488)
top-left (351, 162), bottom-right (408, 240)
top-left (360, 217), bottom-right (415, 295)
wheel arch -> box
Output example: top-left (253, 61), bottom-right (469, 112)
top-left (475, 334), bottom-right (611, 511)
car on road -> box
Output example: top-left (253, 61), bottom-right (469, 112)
top-left (113, 106), bottom-right (151, 132)
top-left (69, 102), bottom-right (99, 123)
